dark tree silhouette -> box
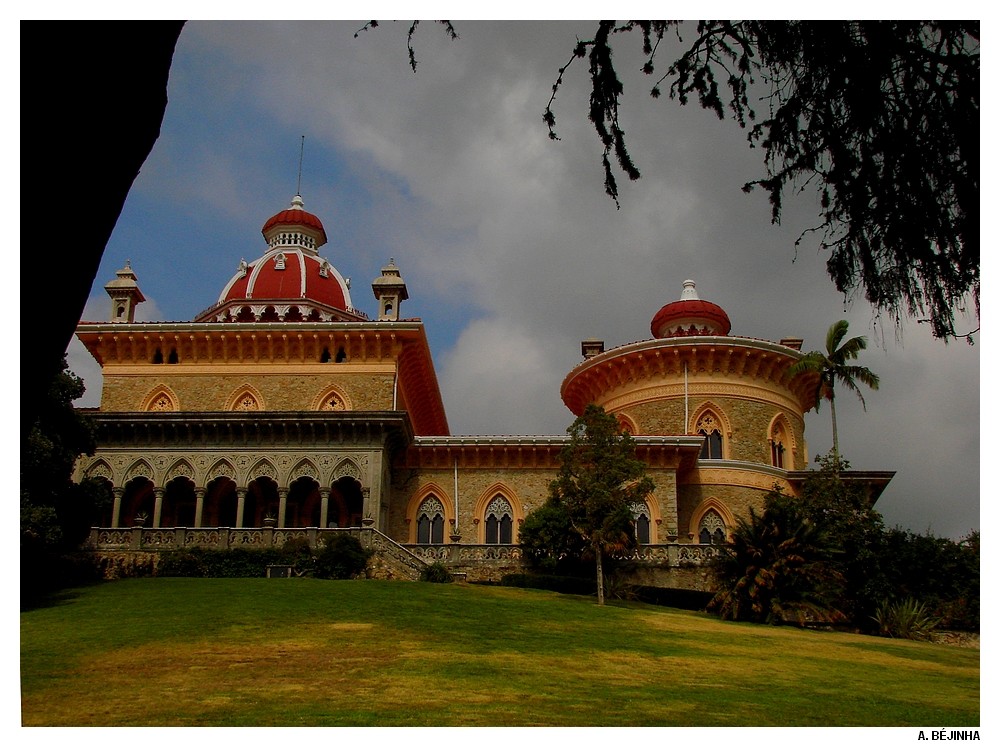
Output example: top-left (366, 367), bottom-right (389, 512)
top-left (543, 21), bottom-right (979, 342)
top-left (22, 21), bottom-right (184, 438)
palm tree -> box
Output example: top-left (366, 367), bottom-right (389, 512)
top-left (789, 320), bottom-right (880, 462)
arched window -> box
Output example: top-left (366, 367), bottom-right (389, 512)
top-left (698, 509), bottom-right (727, 545)
top-left (629, 501), bottom-right (651, 544)
top-left (484, 495), bottom-right (513, 544)
top-left (697, 412), bottom-right (724, 460)
top-left (416, 496), bottom-right (445, 544)
top-left (770, 420), bottom-right (789, 468)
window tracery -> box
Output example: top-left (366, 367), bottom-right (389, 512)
top-left (697, 412), bottom-right (724, 459)
top-left (629, 501), bottom-right (651, 544)
top-left (485, 495), bottom-right (513, 544)
top-left (698, 510), bottom-right (727, 545)
top-left (416, 496), bottom-right (445, 544)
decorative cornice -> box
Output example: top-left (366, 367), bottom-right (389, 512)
top-left (561, 336), bottom-right (820, 416)
top-left (406, 435), bottom-right (704, 470)
top-left (81, 411), bottom-right (414, 452)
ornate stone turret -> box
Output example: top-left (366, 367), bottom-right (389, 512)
top-left (104, 260), bottom-right (145, 322)
top-left (372, 258), bottom-right (409, 321)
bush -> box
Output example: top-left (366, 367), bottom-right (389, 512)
top-left (419, 562), bottom-right (454, 583)
top-left (314, 534), bottom-right (372, 580)
top-left (157, 549), bottom-right (208, 577)
top-left (872, 597), bottom-right (941, 640)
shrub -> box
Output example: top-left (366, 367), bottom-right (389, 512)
top-left (314, 534), bottom-right (372, 580)
top-left (419, 562), bottom-right (454, 583)
top-left (872, 597), bottom-right (941, 641)
top-left (157, 549), bottom-right (208, 577)
top-left (277, 537), bottom-right (315, 576)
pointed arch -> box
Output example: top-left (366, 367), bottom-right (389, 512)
top-left (311, 384), bottom-right (352, 412)
top-left (690, 401), bottom-right (731, 460)
top-left (628, 493), bottom-right (661, 544)
top-left (767, 412), bottom-right (797, 468)
top-left (247, 457), bottom-right (278, 483)
top-left (473, 483), bottom-right (524, 544)
top-left (84, 459), bottom-right (115, 484)
top-left (615, 412), bottom-right (639, 435)
top-left (687, 498), bottom-right (736, 544)
top-left (227, 384), bottom-right (265, 411)
top-left (124, 458), bottom-right (155, 484)
top-left (289, 458), bottom-right (320, 483)
top-left (405, 483), bottom-right (455, 544)
top-left (332, 457), bottom-right (362, 483)
top-left (141, 384), bottom-right (178, 412)
top-left (206, 458), bottom-right (237, 484)
top-left (164, 458), bottom-right (195, 484)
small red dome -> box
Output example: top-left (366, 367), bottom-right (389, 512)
top-left (651, 280), bottom-right (731, 338)
top-left (261, 194), bottom-right (327, 247)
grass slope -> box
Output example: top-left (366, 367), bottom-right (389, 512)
top-left (20, 578), bottom-right (979, 727)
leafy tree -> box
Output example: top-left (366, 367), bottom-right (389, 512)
top-left (879, 527), bottom-right (979, 631)
top-left (21, 356), bottom-right (103, 552)
top-left (547, 404), bottom-right (654, 605)
top-left (519, 498), bottom-right (588, 576)
top-left (709, 488), bottom-right (845, 625)
top-left (788, 320), bottom-right (880, 462)
top-left (794, 453), bottom-right (889, 628)
top-left (543, 21), bottom-right (978, 341)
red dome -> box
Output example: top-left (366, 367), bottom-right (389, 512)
top-left (651, 280), bottom-right (731, 338)
top-left (262, 207), bottom-right (327, 244)
top-left (260, 193), bottom-right (328, 248)
top-left (218, 249), bottom-right (350, 311)
top-left (194, 196), bottom-right (362, 323)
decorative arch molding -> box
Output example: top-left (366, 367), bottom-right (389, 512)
top-left (247, 457), bottom-right (278, 483)
top-left (405, 482), bottom-right (455, 543)
top-left (124, 459), bottom-right (155, 484)
top-left (227, 384), bottom-right (265, 412)
top-left (141, 384), bottom-right (178, 412)
top-left (332, 457), bottom-right (363, 484)
top-left (85, 459), bottom-right (114, 484)
top-left (615, 411), bottom-right (639, 435)
top-left (767, 411), bottom-right (797, 466)
top-left (311, 384), bottom-right (352, 412)
top-left (206, 458), bottom-right (237, 484)
top-left (689, 401), bottom-right (731, 460)
top-left (689, 400), bottom-right (732, 439)
top-left (628, 493), bottom-right (662, 543)
top-left (687, 497), bottom-right (737, 542)
top-left (472, 483), bottom-right (524, 544)
top-left (164, 458), bottom-right (195, 483)
top-left (289, 458), bottom-right (320, 483)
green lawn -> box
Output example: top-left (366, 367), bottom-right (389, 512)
top-left (20, 578), bottom-right (979, 727)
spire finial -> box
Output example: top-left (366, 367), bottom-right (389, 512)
top-left (296, 135), bottom-right (305, 196)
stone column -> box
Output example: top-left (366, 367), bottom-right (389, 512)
top-left (111, 487), bottom-right (124, 528)
top-left (361, 487), bottom-right (373, 525)
top-left (278, 488), bottom-right (289, 528)
top-left (319, 488), bottom-right (330, 529)
top-left (367, 450), bottom-right (384, 526)
top-left (194, 488), bottom-right (206, 528)
top-left (153, 487), bottom-right (165, 528)
top-left (663, 473), bottom-right (679, 542)
top-left (236, 488), bottom-right (247, 528)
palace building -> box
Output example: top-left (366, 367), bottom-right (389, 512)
top-left (73, 195), bottom-right (893, 587)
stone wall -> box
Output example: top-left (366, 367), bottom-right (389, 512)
top-left (100, 371), bottom-right (395, 412)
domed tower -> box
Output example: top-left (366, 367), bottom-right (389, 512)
top-left (562, 280), bottom-right (817, 468)
top-left (196, 194), bottom-right (363, 323)
top-left (561, 279), bottom-right (823, 544)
